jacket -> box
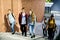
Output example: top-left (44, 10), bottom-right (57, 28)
top-left (18, 12), bottom-right (27, 25)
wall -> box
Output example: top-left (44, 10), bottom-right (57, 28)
top-left (51, 0), bottom-right (60, 11)
top-left (0, 0), bottom-right (22, 32)
top-left (22, 0), bottom-right (45, 22)
top-left (0, 0), bottom-right (12, 32)
top-left (13, 0), bottom-right (22, 32)
top-left (0, 0), bottom-right (45, 32)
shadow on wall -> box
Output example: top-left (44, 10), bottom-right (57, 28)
top-left (14, 24), bottom-right (19, 32)
top-left (4, 14), bottom-right (19, 32)
top-left (4, 14), bottom-right (11, 32)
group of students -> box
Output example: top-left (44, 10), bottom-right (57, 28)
top-left (6, 7), bottom-right (36, 38)
top-left (6, 7), bottom-right (57, 39)
top-left (42, 14), bottom-right (57, 40)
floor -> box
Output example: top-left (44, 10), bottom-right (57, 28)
top-left (0, 22), bottom-right (60, 40)
top-left (0, 32), bottom-right (47, 40)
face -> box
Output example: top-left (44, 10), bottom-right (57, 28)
top-left (29, 10), bottom-right (32, 15)
top-left (8, 10), bottom-right (12, 13)
top-left (22, 9), bottom-right (25, 13)
top-left (44, 19), bottom-right (47, 24)
top-left (51, 16), bottom-right (54, 20)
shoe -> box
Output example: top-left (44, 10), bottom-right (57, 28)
top-left (31, 36), bottom-right (33, 38)
top-left (12, 32), bottom-right (15, 34)
top-left (31, 35), bottom-right (35, 38)
top-left (25, 35), bottom-right (27, 37)
top-left (12, 31), bottom-right (15, 34)
top-left (29, 34), bottom-right (31, 35)
top-left (33, 35), bottom-right (35, 38)
top-left (25, 34), bottom-right (27, 37)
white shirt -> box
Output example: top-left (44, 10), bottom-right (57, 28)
top-left (21, 13), bottom-right (26, 24)
top-left (8, 13), bottom-right (15, 23)
top-left (42, 21), bottom-right (46, 29)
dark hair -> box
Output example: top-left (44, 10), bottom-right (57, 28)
top-left (51, 14), bottom-right (54, 18)
top-left (22, 7), bottom-right (25, 10)
top-left (44, 17), bottom-right (47, 20)
top-left (30, 9), bottom-right (32, 10)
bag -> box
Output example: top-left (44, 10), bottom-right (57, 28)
top-left (12, 13), bottom-right (15, 19)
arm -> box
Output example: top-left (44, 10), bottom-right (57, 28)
top-left (19, 13), bottom-right (21, 25)
top-left (53, 19), bottom-right (56, 31)
top-left (54, 19), bottom-right (55, 27)
top-left (26, 14), bottom-right (28, 25)
top-left (46, 19), bottom-right (49, 30)
top-left (46, 25), bottom-right (48, 30)
top-left (42, 24), bottom-right (44, 29)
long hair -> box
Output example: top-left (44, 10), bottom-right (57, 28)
top-left (31, 12), bottom-right (35, 22)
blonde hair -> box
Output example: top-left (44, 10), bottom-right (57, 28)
top-left (31, 12), bottom-right (35, 22)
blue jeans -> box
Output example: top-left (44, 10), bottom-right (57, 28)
top-left (10, 22), bottom-right (15, 33)
top-left (29, 24), bottom-right (34, 35)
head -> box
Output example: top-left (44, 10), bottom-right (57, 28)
top-left (22, 7), bottom-right (25, 13)
top-left (50, 14), bottom-right (54, 19)
top-left (44, 18), bottom-right (47, 24)
top-left (8, 9), bottom-right (12, 13)
top-left (29, 9), bottom-right (32, 15)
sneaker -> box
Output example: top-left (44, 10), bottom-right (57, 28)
top-left (31, 35), bottom-right (35, 38)
top-left (31, 36), bottom-right (33, 38)
top-left (30, 33), bottom-right (31, 35)
top-left (12, 32), bottom-right (15, 34)
top-left (33, 35), bottom-right (35, 38)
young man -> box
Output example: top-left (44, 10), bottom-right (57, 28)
top-left (7, 9), bottom-right (15, 34)
top-left (42, 18), bottom-right (47, 37)
top-left (19, 8), bottom-right (27, 37)
top-left (28, 9), bottom-right (36, 38)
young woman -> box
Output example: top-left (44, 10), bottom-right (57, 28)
top-left (42, 18), bottom-right (47, 37)
top-left (47, 14), bottom-right (56, 40)
top-left (28, 9), bottom-right (36, 38)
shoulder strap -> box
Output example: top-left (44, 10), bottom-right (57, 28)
top-left (11, 13), bottom-right (15, 19)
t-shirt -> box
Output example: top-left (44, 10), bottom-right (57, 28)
top-left (42, 23), bottom-right (46, 29)
top-left (50, 20), bottom-right (54, 24)
top-left (8, 13), bottom-right (15, 23)
top-left (21, 16), bottom-right (26, 24)
top-left (28, 15), bottom-right (32, 24)
top-left (21, 13), bottom-right (26, 25)
top-left (42, 21), bottom-right (47, 29)
top-left (48, 19), bottom-right (55, 28)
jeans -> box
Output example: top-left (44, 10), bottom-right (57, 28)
top-left (21, 24), bottom-right (27, 36)
top-left (29, 24), bottom-right (34, 35)
top-left (10, 22), bottom-right (15, 33)
top-left (43, 28), bottom-right (47, 36)
top-left (48, 28), bottom-right (54, 40)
